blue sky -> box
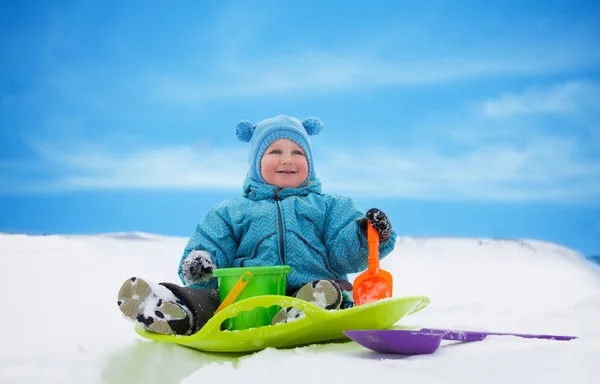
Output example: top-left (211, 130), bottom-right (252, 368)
top-left (1, 0), bottom-right (599, 256)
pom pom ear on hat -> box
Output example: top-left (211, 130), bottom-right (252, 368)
top-left (302, 117), bottom-right (324, 136)
top-left (236, 120), bottom-right (255, 142)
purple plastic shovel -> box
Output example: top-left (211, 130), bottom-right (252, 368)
top-left (343, 328), bottom-right (578, 355)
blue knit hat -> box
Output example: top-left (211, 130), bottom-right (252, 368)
top-left (235, 114), bottom-right (324, 184)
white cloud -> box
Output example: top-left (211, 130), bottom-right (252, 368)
top-left (150, 40), bottom-right (600, 104)
top-left (144, 15), bottom-right (597, 103)
top-left (316, 136), bottom-right (600, 203)
top-left (1, 140), bottom-right (249, 193)
top-left (2, 133), bottom-right (599, 204)
top-left (483, 81), bottom-right (600, 118)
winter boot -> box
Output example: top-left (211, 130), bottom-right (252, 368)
top-left (159, 282), bottom-right (221, 333)
top-left (271, 279), bottom-right (343, 325)
top-left (117, 277), bottom-right (194, 336)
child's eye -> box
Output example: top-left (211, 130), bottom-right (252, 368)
top-left (269, 150), bottom-right (281, 154)
top-left (293, 150), bottom-right (305, 156)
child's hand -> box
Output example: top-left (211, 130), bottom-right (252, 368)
top-left (360, 208), bottom-right (392, 242)
top-left (180, 250), bottom-right (217, 285)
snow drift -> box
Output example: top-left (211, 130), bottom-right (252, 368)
top-left (0, 233), bottom-right (598, 383)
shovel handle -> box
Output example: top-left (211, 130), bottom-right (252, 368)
top-left (367, 221), bottom-right (380, 274)
top-left (215, 271), bottom-right (253, 313)
top-left (420, 328), bottom-right (578, 342)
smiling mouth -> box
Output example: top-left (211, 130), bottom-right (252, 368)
top-left (277, 170), bottom-right (296, 174)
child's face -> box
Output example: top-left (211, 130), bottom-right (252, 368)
top-left (260, 139), bottom-right (309, 188)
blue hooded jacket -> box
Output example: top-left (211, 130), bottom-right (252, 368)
top-left (178, 175), bottom-right (397, 291)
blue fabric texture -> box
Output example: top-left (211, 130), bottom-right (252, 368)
top-left (179, 114), bottom-right (396, 291)
top-left (178, 176), bottom-right (397, 291)
top-left (235, 114), bottom-right (323, 184)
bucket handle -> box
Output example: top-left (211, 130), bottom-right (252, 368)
top-left (215, 271), bottom-right (253, 313)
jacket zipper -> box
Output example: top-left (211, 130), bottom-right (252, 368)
top-left (275, 191), bottom-right (285, 265)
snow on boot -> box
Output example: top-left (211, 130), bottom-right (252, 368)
top-left (117, 277), bottom-right (193, 336)
top-left (272, 280), bottom-right (342, 325)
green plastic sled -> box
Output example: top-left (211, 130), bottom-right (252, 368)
top-left (134, 294), bottom-right (430, 353)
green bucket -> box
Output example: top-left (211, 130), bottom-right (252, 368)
top-left (212, 265), bottom-right (292, 331)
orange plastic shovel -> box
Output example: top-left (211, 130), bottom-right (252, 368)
top-left (215, 271), bottom-right (253, 313)
top-left (353, 221), bottom-right (393, 305)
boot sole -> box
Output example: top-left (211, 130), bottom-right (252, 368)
top-left (272, 280), bottom-right (342, 325)
top-left (117, 277), bottom-right (188, 335)
top-left (295, 280), bottom-right (341, 310)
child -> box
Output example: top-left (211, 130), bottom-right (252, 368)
top-left (117, 114), bottom-right (396, 336)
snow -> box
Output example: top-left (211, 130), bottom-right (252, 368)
top-left (1, 233), bottom-right (599, 383)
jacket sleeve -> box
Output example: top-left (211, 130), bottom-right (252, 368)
top-left (323, 196), bottom-right (397, 274)
top-left (178, 205), bottom-right (238, 289)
